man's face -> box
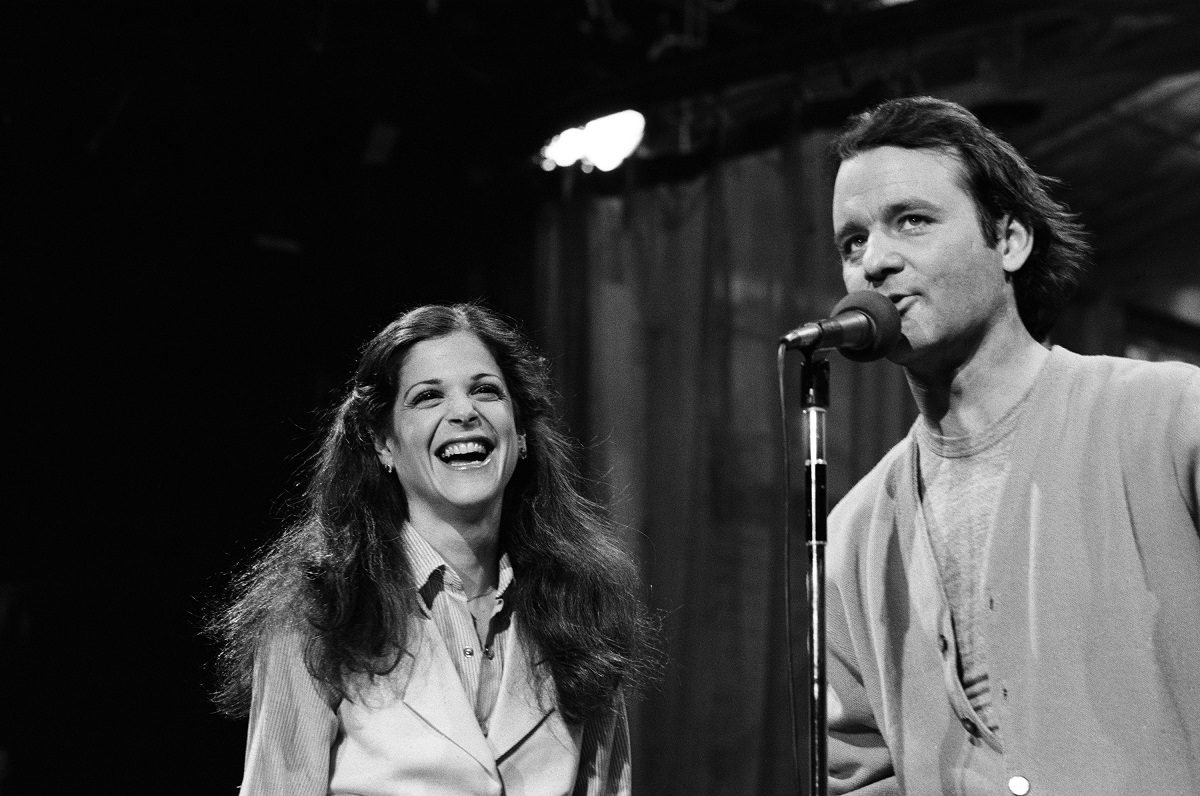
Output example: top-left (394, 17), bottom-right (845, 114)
top-left (832, 145), bottom-right (1029, 373)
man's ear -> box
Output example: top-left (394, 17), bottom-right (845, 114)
top-left (1000, 215), bottom-right (1034, 275)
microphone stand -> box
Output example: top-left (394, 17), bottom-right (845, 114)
top-left (781, 291), bottom-right (897, 794)
top-left (800, 350), bottom-right (829, 796)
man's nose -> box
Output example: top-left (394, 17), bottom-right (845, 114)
top-left (861, 238), bottom-right (904, 284)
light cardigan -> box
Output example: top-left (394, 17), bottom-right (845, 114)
top-left (826, 347), bottom-right (1200, 795)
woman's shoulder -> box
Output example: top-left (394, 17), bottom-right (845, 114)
top-left (254, 621), bottom-right (313, 677)
top-left (251, 622), bottom-right (349, 711)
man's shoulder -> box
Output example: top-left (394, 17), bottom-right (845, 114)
top-left (1033, 348), bottom-right (1200, 460)
top-left (1051, 346), bottom-right (1200, 398)
top-left (830, 432), bottom-right (914, 526)
top-left (826, 433), bottom-right (915, 578)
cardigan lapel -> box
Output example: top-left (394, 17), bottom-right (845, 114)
top-left (401, 615), bottom-right (500, 778)
top-left (903, 439), bottom-right (953, 643)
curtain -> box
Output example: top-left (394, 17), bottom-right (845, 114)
top-left (536, 129), bottom-right (916, 795)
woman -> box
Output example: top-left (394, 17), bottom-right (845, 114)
top-left (209, 303), bottom-right (657, 795)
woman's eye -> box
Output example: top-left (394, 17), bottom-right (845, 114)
top-left (410, 390), bottom-right (441, 405)
top-left (473, 383), bottom-right (504, 399)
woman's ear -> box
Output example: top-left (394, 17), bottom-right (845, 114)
top-left (1000, 215), bottom-right (1034, 275)
top-left (374, 435), bottom-right (396, 473)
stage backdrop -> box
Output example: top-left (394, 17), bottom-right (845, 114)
top-left (535, 129), bottom-right (917, 795)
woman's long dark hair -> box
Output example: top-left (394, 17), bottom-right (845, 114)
top-left (208, 303), bottom-right (658, 726)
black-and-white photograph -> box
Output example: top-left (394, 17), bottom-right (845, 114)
top-left (4, 1), bottom-right (1199, 794)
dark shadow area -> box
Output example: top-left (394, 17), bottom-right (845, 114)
top-left (2, 4), bottom-right (543, 792)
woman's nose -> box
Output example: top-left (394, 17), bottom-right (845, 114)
top-left (447, 391), bottom-right (480, 424)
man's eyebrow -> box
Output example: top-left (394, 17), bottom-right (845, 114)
top-left (835, 198), bottom-right (942, 240)
top-left (883, 197), bottom-right (940, 218)
top-left (834, 217), bottom-right (867, 241)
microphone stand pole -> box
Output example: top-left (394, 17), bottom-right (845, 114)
top-left (801, 350), bottom-right (829, 796)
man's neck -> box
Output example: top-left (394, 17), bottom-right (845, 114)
top-left (907, 323), bottom-right (1050, 438)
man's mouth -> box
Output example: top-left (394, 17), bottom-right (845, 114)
top-left (436, 439), bottom-right (494, 468)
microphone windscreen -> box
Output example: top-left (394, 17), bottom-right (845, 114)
top-left (832, 290), bottom-right (901, 362)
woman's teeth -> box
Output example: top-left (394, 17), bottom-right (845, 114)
top-left (438, 441), bottom-right (491, 466)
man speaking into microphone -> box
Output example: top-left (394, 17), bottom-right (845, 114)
top-left (821, 96), bottom-right (1200, 795)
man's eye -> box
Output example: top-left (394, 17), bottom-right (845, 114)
top-left (899, 215), bottom-right (931, 230)
top-left (840, 235), bottom-right (866, 257)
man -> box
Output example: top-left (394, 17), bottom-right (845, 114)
top-left (824, 96), bottom-right (1200, 795)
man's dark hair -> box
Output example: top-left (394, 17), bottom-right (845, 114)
top-left (830, 96), bottom-right (1091, 341)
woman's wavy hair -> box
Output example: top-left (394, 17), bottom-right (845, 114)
top-left (830, 95), bottom-right (1091, 341)
top-left (208, 303), bottom-right (658, 725)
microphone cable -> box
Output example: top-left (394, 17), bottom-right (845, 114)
top-left (777, 340), bottom-right (802, 786)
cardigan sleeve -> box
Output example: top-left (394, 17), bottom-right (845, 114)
top-left (825, 442), bottom-right (912, 796)
top-left (827, 579), bottom-right (900, 796)
top-left (240, 630), bottom-right (340, 796)
top-left (572, 693), bottom-right (632, 796)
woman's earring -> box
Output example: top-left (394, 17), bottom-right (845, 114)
top-left (518, 436), bottom-right (527, 460)
top-left (384, 461), bottom-right (394, 474)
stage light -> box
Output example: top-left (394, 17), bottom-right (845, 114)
top-left (541, 110), bottom-right (645, 172)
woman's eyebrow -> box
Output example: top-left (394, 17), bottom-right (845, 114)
top-left (402, 378), bottom-right (442, 397)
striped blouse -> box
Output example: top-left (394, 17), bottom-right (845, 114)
top-left (237, 523), bottom-right (631, 795)
top-left (404, 524), bottom-right (515, 735)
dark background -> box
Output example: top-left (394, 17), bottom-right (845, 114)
top-left (3, 3), bottom-right (547, 789)
top-left (4, 0), bottom-right (1199, 792)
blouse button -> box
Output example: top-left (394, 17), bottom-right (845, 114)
top-left (1008, 775), bottom-right (1031, 795)
top-left (463, 647), bottom-right (475, 657)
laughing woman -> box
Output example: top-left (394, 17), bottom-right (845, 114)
top-left (209, 304), bottom-right (658, 795)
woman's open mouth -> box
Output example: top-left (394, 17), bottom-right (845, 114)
top-left (436, 439), bottom-right (495, 469)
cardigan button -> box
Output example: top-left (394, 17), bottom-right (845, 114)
top-left (1008, 775), bottom-right (1031, 795)
top-left (960, 717), bottom-right (980, 737)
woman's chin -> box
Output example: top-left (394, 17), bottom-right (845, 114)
top-left (428, 486), bottom-right (506, 523)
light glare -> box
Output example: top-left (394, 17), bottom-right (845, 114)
top-left (543, 127), bottom-right (587, 168)
top-left (541, 109), bottom-right (645, 172)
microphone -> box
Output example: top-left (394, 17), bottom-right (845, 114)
top-left (779, 290), bottom-right (901, 361)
